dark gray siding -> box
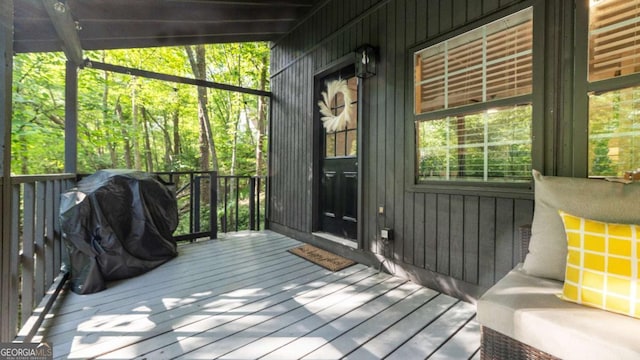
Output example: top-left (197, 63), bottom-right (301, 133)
top-left (269, 0), bottom-right (535, 299)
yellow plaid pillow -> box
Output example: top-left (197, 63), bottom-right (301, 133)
top-left (559, 211), bottom-right (640, 318)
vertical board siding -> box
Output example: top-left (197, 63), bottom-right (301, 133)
top-left (394, 0), bottom-right (406, 264)
top-left (450, 195), bottom-right (464, 280)
top-left (495, 198), bottom-right (515, 280)
top-left (424, 193), bottom-right (438, 271)
top-left (374, 7), bottom-right (385, 256)
top-left (478, 197), bottom-right (497, 287)
top-left (436, 194), bottom-right (450, 276)
top-left (463, 196), bottom-right (480, 284)
top-left (386, 2), bottom-right (397, 261)
top-left (413, 193), bottom-right (425, 268)
top-left (270, 0), bottom-right (533, 295)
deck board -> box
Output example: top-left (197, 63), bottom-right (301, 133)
top-left (38, 230), bottom-right (480, 359)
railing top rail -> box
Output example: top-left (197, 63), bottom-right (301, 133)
top-left (153, 171), bottom-right (217, 176)
top-left (9, 173), bottom-right (76, 184)
top-left (154, 172), bottom-right (266, 180)
top-left (7, 172), bottom-right (266, 185)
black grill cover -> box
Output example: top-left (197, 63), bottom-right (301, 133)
top-left (60, 170), bottom-right (178, 294)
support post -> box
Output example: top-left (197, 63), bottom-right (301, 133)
top-left (193, 176), bottom-right (201, 233)
top-left (64, 61), bottom-right (78, 173)
top-left (209, 171), bottom-right (217, 239)
top-left (249, 177), bottom-right (256, 230)
top-left (0, 0), bottom-right (13, 342)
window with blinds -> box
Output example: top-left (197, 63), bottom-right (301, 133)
top-left (587, 0), bottom-right (640, 177)
top-left (414, 8), bottom-right (533, 114)
top-left (416, 105), bottom-right (532, 182)
top-left (589, 0), bottom-right (640, 82)
top-left (414, 8), bottom-right (533, 183)
top-left (589, 87), bottom-right (640, 177)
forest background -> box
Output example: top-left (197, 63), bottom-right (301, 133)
top-left (12, 43), bottom-right (270, 177)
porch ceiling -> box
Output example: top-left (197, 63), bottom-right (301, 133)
top-left (13, 0), bottom-right (321, 53)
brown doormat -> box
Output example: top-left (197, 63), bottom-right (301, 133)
top-left (288, 244), bottom-right (356, 272)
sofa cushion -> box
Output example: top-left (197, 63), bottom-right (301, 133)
top-left (559, 211), bottom-right (640, 318)
top-left (522, 170), bottom-right (640, 281)
top-left (478, 265), bottom-right (640, 360)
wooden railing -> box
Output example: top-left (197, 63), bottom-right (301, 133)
top-left (1, 174), bottom-right (76, 343)
top-left (1, 171), bottom-right (266, 342)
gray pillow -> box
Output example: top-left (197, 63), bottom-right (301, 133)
top-left (523, 170), bottom-right (640, 281)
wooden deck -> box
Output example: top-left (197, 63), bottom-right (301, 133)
top-left (37, 231), bottom-right (480, 359)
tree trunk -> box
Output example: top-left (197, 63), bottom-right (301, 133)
top-left (185, 45), bottom-right (218, 172)
top-left (19, 131), bottom-right (28, 174)
top-left (115, 97), bottom-right (133, 168)
top-left (255, 55), bottom-right (268, 176)
top-left (231, 112), bottom-right (240, 175)
top-left (162, 114), bottom-right (172, 169)
top-left (147, 109), bottom-right (173, 171)
top-left (172, 107), bottom-right (180, 165)
top-left (141, 106), bottom-right (154, 172)
top-left (131, 77), bottom-right (142, 170)
top-left (101, 52), bottom-right (117, 168)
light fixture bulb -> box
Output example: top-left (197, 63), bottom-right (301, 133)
top-left (53, 1), bottom-right (66, 13)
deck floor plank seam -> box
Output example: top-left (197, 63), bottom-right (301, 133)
top-left (215, 275), bottom-right (409, 359)
top-left (44, 248), bottom-right (313, 338)
top-left (97, 267), bottom-right (372, 358)
top-left (176, 272), bottom-right (397, 359)
top-left (258, 281), bottom-right (427, 360)
top-left (49, 236), bottom-right (303, 319)
top-left (139, 268), bottom-right (381, 359)
top-left (38, 230), bottom-right (481, 360)
top-left (44, 256), bottom-right (319, 344)
top-left (385, 301), bottom-right (479, 360)
top-left (51, 262), bottom-right (369, 358)
top-left (56, 233), bottom-right (299, 309)
top-left (344, 297), bottom-right (463, 359)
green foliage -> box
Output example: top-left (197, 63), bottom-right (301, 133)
top-left (12, 53), bottom-right (67, 174)
top-left (417, 105), bottom-right (532, 182)
top-left (11, 43), bottom-right (270, 176)
top-left (588, 87), bottom-right (640, 177)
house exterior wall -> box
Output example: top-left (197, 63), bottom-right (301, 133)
top-left (269, 0), bottom-right (572, 300)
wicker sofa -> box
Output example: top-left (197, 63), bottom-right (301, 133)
top-left (477, 171), bottom-right (640, 360)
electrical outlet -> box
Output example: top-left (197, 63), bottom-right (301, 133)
top-left (381, 228), bottom-right (392, 241)
top-left (378, 206), bottom-right (384, 215)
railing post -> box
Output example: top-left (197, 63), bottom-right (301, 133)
top-left (235, 178), bottom-right (240, 232)
top-left (209, 171), bottom-right (217, 239)
top-left (223, 177), bottom-right (228, 233)
top-left (249, 177), bottom-right (256, 230)
top-left (193, 176), bottom-right (201, 233)
top-left (188, 172), bottom-right (194, 235)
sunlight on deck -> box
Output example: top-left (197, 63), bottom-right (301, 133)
top-left (38, 231), bottom-right (480, 359)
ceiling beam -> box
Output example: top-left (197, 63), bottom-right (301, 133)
top-left (42, 0), bottom-right (83, 66)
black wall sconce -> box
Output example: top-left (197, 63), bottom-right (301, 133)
top-left (355, 44), bottom-right (377, 79)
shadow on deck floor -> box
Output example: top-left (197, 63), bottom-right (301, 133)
top-left (38, 230), bottom-right (480, 359)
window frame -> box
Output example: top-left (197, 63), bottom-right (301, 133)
top-left (574, 0), bottom-right (640, 178)
top-left (406, 3), bottom-right (543, 197)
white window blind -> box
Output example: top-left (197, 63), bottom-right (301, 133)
top-left (589, 0), bottom-right (640, 82)
top-left (414, 8), bottom-right (533, 114)
top-left (587, 0), bottom-right (640, 177)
